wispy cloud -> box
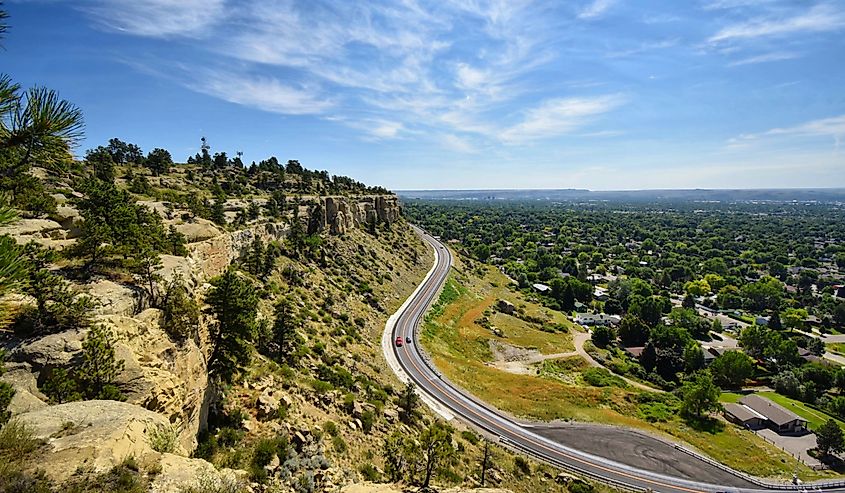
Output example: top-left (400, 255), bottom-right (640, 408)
top-left (729, 114), bottom-right (845, 148)
top-left (708, 3), bottom-right (845, 44)
top-left (500, 95), bottom-right (625, 143)
top-left (190, 73), bottom-right (334, 115)
top-left (727, 51), bottom-right (800, 66)
top-left (81, 0), bottom-right (226, 38)
top-left (578, 0), bottom-right (617, 20)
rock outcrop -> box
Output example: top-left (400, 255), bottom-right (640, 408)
top-left (309, 195), bottom-right (400, 235)
top-left (341, 484), bottom-right (512, 493)
top-left (17, 400), bottom-right (174, 481)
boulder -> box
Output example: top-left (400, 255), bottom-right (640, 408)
top-left (1, 368), bottom-right (47, 415)
top-left (99, 311), bottom-right (209, 453)
top-left (53, 205), bottom-right (83, 238)
top-left (256, 390), bottom-right (281, 421)
top-left (9, 328), bottom-right (86, 369)
top-left (16, 400), bottom-right (173, 481)
top-left (172, 219), bottom-right (221, 243)
top-left (88, 279), bottom-right (140, 316)
top-left (151, 453), bottom-right (243, 493)
top-left (496, 299), bottom-right (515, 315)
top-left (0, 218), bottom-right (65, 243)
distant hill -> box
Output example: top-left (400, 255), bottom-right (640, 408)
top-left (398, 188), bottom-right (845, 203)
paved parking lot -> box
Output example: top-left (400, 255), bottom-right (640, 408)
top-left (755, 428), bottom-right (820, 467)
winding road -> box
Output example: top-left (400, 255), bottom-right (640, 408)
top-left (384, 228), bottom-right (845, 493)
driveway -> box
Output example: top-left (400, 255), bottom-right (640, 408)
top-left (755, 428), bottom-right (820, 468)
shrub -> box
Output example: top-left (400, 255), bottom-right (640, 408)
top-left (581, 367), bottom-right (627, 388)
top-left (361, 410), bottom-right (375, 433)
top-left (332, 435), bottom-right (347, 454)
top-left (40, 367), bottom-right (81, 404)
top-left (147, 423), bottom-right (178, 453)
top-left (322, 421), bottom-right (339, 437)
top-left (0, 382), bottom-right (12, 426)
top-left (460, 430), bottom-right (480, 445)
top-left (359, 463), bottom-right (380, 482)
top-left (161, 275), bottom-right (200, 341)
top-left (178, 473), bottom-right (246, 493)
top-left (0, 420), bottom-right (40, 456)
top-left (514, 455), bottom-right (531, 476)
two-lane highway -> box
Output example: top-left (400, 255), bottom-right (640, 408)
top-left (387, 228), bottom-right (845, 493)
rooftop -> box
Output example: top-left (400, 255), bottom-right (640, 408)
top-left (739, 394), bottom-right (806, 427)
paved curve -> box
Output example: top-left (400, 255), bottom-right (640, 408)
top-left (388, 228), bottom-right (845, 493)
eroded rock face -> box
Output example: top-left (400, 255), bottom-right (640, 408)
top-left (308, 195), bottom-right (401, 235)
top-left (99, 310), bottom-right (209, 452)
top-left (17, 400), bottom-right (173, 481)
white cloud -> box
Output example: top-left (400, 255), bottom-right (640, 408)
top-left (578, 0), bottom-right (617, 20)
top-left (727, 51), bottom-right (800, 66)
top-left (440, 134), bottom-right (477, 153)
top-left (82, 0), bottom-right (225, 38)
top-left (500, 95), bottom-right (625, 143)
top-left (191, 73), bottom-right (333, 115)
top-left (708, 3), bottom-right (845, 44)
top-left (729, 114), bottom-right (845, 148)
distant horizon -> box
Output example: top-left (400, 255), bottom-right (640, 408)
top-left (396, 186), bottom-right (845, 192)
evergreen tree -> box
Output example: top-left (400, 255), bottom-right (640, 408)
top-left (205, 268), bottom-right (258, 382)
top-left (161, 275), bottom-right (200, 341)
top-left (211, 191), bottom-right (226, 226)
top-left (79, 325), bottom-right (125, 401)
top-left (398, 383), bottom-right (421, 425)
top-left (85, 146), bottom-right (115, 182)
top-left (270, 296), bottom-right (303, 365)
top-left (145, 147), bottom-right (172, 176)
top-left (41, 367), bottom-right (81, 404)
top-left (419, 422), bottom-right (456, 488)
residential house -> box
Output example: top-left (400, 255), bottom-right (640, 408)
top-left (733, 394), bottom-right (808, 434)
top-left (723, 403), bottom-right (767, 430)
top-left (574, 313), bottom-right (621, 326)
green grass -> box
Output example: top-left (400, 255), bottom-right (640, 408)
top-left (758, 391), bottom-right (845, 431)
top-left (826, 342), bottom-right (845, 356)
top-left (719, 392), bottom-right (743, 404)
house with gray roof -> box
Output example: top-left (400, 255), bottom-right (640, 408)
top-left (729, 394), bottom-right (808, 435)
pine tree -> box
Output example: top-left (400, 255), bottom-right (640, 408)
top-left (398, 383), bottom-right (420, 425)
top-left (205, 268), bottom-right (258, 382)
top-left (271, 297), bottom-right (303, 365)
top-left (79, 325), bottom-right (125, 401)
top-left (161, 275), bottom-right (200, 341)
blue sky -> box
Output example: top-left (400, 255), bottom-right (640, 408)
top-left (5, 0), bottom-right (845, 190)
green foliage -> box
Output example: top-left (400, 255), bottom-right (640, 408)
top-left (816, 419), bottom-right (844, 457)
top-left (581, 367), bottom-right (627, 388)
top-left (161, 275), bottom-right (200, 341)
top-left (205, 269), bottom-right (258, 383)
top-left (359, 463), bottom-right (380, 482)
top-left (71, 179), bottom-right (168, 274)
top-left (709, 350), bottom-right (754, 389)
top-left (398, 383), bottom-right (420, 425)
top-left (14, 243), bottom-right (94, 336)
top-left (40, 367), bottom-right (81, 404)
top-left (147, 423), bottom-right (178, 453)
top-left (618, 315), bottom-right (649, 346)
top-left (0, 76), bottom-right (83, 213)
top-left (590, 325), bottom-right (615, 348)
top-left (513, 455), bottom-right (531, 476)
top-left (0, 419), bottom-right (39, 456)
top-left (0, 381), bottom-right (12, 425)
top-left (79, 324), bottom-right (125, 401)
top-left (679, 371), bottom-right (721, 421)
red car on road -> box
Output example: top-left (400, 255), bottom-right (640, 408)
top-left (395, 336), bottom-right (403, 347)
